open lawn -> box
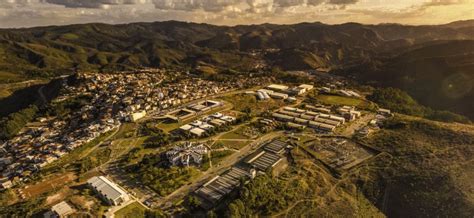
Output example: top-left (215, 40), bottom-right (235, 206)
top-left (112, 123), bottom-right (137, 139)
top-left (219, 94), bottom-right (288, 116)
top-left (314, 94), bottom-right (376, 110)
top-left (220, 130), bottom-right (249, 141)
top-left (114, 202), bottom-right (147, 218)
top-left (202, 150), bottom-right (235, 170)
top-left (217, 140), bottom-right (252, 150)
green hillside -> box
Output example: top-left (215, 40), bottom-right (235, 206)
top-left (342, 40), bottom-right (474, 120)
top-left (356, 117), bottom-right (474, 217)
top-left (0, 20), bottom-right (473, 81)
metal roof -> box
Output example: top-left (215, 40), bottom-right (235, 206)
top-left (87, 176), bottom-right (128, 202)
top-left (51, 201), bottom-right (74, 216)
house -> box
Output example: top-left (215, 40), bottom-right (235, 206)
top-left (44, 201), bottom-right (74, 218)
top-left (87, 176), bottom-right (130, 206)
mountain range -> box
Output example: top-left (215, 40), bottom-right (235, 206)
top-left (0, 19), bottom-right (473, 119)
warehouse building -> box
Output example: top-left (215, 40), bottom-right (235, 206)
top-left (87, 176), bottom-right (130, 206)
top-left (267, 84), bottom-right (289, 92)
top-left (263, 140), bottom-right (287, 154)
top-left (287, 122), bottom-right (306, 130)
top-left (44, 201), bottom-right (74, 218)
top-left (245, 150), bottom-right (283, 172)
top-left (272, 113), bottom-right (294, 122)
top-left (196, 167), bottom-right (255, 204)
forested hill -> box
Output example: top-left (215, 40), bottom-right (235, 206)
top-left (340, 40), bottom-right (474, 120)
top-left (1, 20), bottom-right (473, 120)
top-left (0, 20), bottom-right (473, 78)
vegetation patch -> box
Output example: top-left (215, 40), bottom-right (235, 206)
top-left (0, 71), bottom-right (24, 84)
top-left (201, 150), bottom-right (234, 170)
top-left (368, 87), bottom-right (470, 123)
top-left (217, 140), bottom-right (252, 150)
top-left (305, 92), bottom-right (375, 110)
top-left (206, 147), bottom-right (383, 217)
top-left (132, 154), bottom-right (201, 196)
top-left (114, 202), bottom-right (147, 218)
top-left (220, 94), bottom-right (287, 116)
top-left (354, 117), bottom-right (474, 217)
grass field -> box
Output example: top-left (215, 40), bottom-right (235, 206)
top-left (218, 140), bottom-right (252, 150)
top-left (219, 94), bottom-right (287, 116)
top-left (314, 94), bottom-right (376, 110)
top-left (0, 71), bottom-right (24, 83)
top-left (220, 130), bottom-right (249, 140)
top-left (114, 202), bottom-right (147, 218)
top-left (217, 125), bottom-right (255, 150)
top-left (202, 150), bottom-right (235, 170)
top-left (112, 123), bottom-right (137, 139)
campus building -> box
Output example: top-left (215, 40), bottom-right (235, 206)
top-left (87, 176), bottom-right (130, 206)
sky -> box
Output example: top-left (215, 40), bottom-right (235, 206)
top-left (0, 0), bottom-right (473, 28)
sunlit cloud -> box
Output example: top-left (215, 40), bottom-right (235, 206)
top-left (0, 0), bottom-right (472, 28)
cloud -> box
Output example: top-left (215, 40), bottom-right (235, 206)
top-left (425, 0), bottom-right (466, 6)
top-left (0, 0), bottom-right (472, 28)
top-left (44, 0), bottom-right (152, 8)
top-left (34, 0), bottom-right (360, 11)
top-left (328, 0), bottom-right (357, 5)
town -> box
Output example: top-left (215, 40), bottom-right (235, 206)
top-left (0, 69), bottom-right (393, 217)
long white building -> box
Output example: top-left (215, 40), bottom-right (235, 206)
top-left (87, 176), bottom-right (130, 206)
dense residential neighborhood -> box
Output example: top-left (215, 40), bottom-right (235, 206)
top-left (0, 71), bottom-right (265, 187)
